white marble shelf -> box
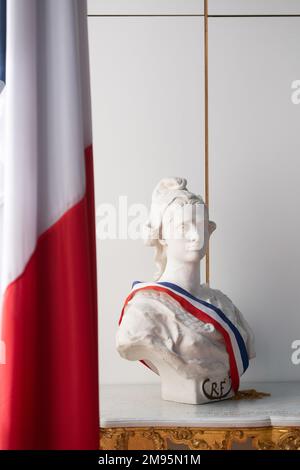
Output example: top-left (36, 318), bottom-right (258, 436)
top-left (100, 382), bottom-right (300, 428)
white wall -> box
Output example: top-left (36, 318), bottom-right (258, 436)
top-left (208, 16), bottom-right (300, 382)
top-left (88, 1), bottom-right (300, 385)
top-left (208, 0), bottom-right (300, 15)
top-left (88, 11), bottom-right (205, 384)
top-left (88, 0), bottom-right (203, 15)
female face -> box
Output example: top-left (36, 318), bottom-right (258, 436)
top-left (161, 203), bottom-right (212, 264)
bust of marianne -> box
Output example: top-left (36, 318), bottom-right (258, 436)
top-left (116, 177), bottom-right (255, 404)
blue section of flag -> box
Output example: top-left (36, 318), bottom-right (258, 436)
top-left (0, 0), bottom-right (6, 86)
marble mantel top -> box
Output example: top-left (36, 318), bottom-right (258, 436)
top-left (100, 382), bottom-right (300, 428)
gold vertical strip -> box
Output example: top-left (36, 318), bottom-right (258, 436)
top-left (204, 0), bottom-right (210, 285)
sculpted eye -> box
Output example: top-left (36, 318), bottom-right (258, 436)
top-left (180, 223), bottom-right (187, 233)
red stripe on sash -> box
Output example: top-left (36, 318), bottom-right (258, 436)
top-left (119, 286), bottom-right (239, 392)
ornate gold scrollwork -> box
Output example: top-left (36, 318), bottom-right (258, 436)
top-left (100, 427), bottom-right (300, 450)
top-left (256, 429), bottom-right (300, 451)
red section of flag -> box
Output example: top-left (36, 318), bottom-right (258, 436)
top-left (0, 146), bottom-right (99, 449)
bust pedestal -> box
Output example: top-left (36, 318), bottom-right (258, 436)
top-left (146, 353), bottom-right (234, 404)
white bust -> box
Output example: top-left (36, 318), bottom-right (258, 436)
top-left (116, 177), bottom-right (255, 404)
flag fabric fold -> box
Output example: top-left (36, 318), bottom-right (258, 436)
top-left (0, 0), bottom-right (99, 450)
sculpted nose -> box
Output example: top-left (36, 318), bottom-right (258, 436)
top-left (188, 226), bottom-right (200, 242)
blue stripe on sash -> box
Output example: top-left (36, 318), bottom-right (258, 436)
top-left (158, 281), bottom-right (249, 371)
top-left (132, 280), bottom-right (249, 372)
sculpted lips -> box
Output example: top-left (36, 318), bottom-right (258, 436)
top-left (186, 244), bottom-right (201, 251)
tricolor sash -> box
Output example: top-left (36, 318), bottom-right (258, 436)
top-left (119, 281), bottom-right (249, 393)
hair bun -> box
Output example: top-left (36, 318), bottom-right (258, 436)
top-left (152, 177), bottom-right (187, 201)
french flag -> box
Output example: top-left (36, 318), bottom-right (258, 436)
top-left (0, 0), bottom-right (99, 449)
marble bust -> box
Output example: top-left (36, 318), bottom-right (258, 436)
top-left (116, 177), bottom-right (255, 404)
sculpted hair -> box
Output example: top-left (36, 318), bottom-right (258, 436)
top-left (143, 177), bottom-right (204, 280)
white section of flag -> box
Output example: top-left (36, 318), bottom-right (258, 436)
top-left (0, 0), bottom-right (92, 296)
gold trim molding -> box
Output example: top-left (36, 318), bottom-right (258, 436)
top-left (100, 426), bottom-right (300, 450)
